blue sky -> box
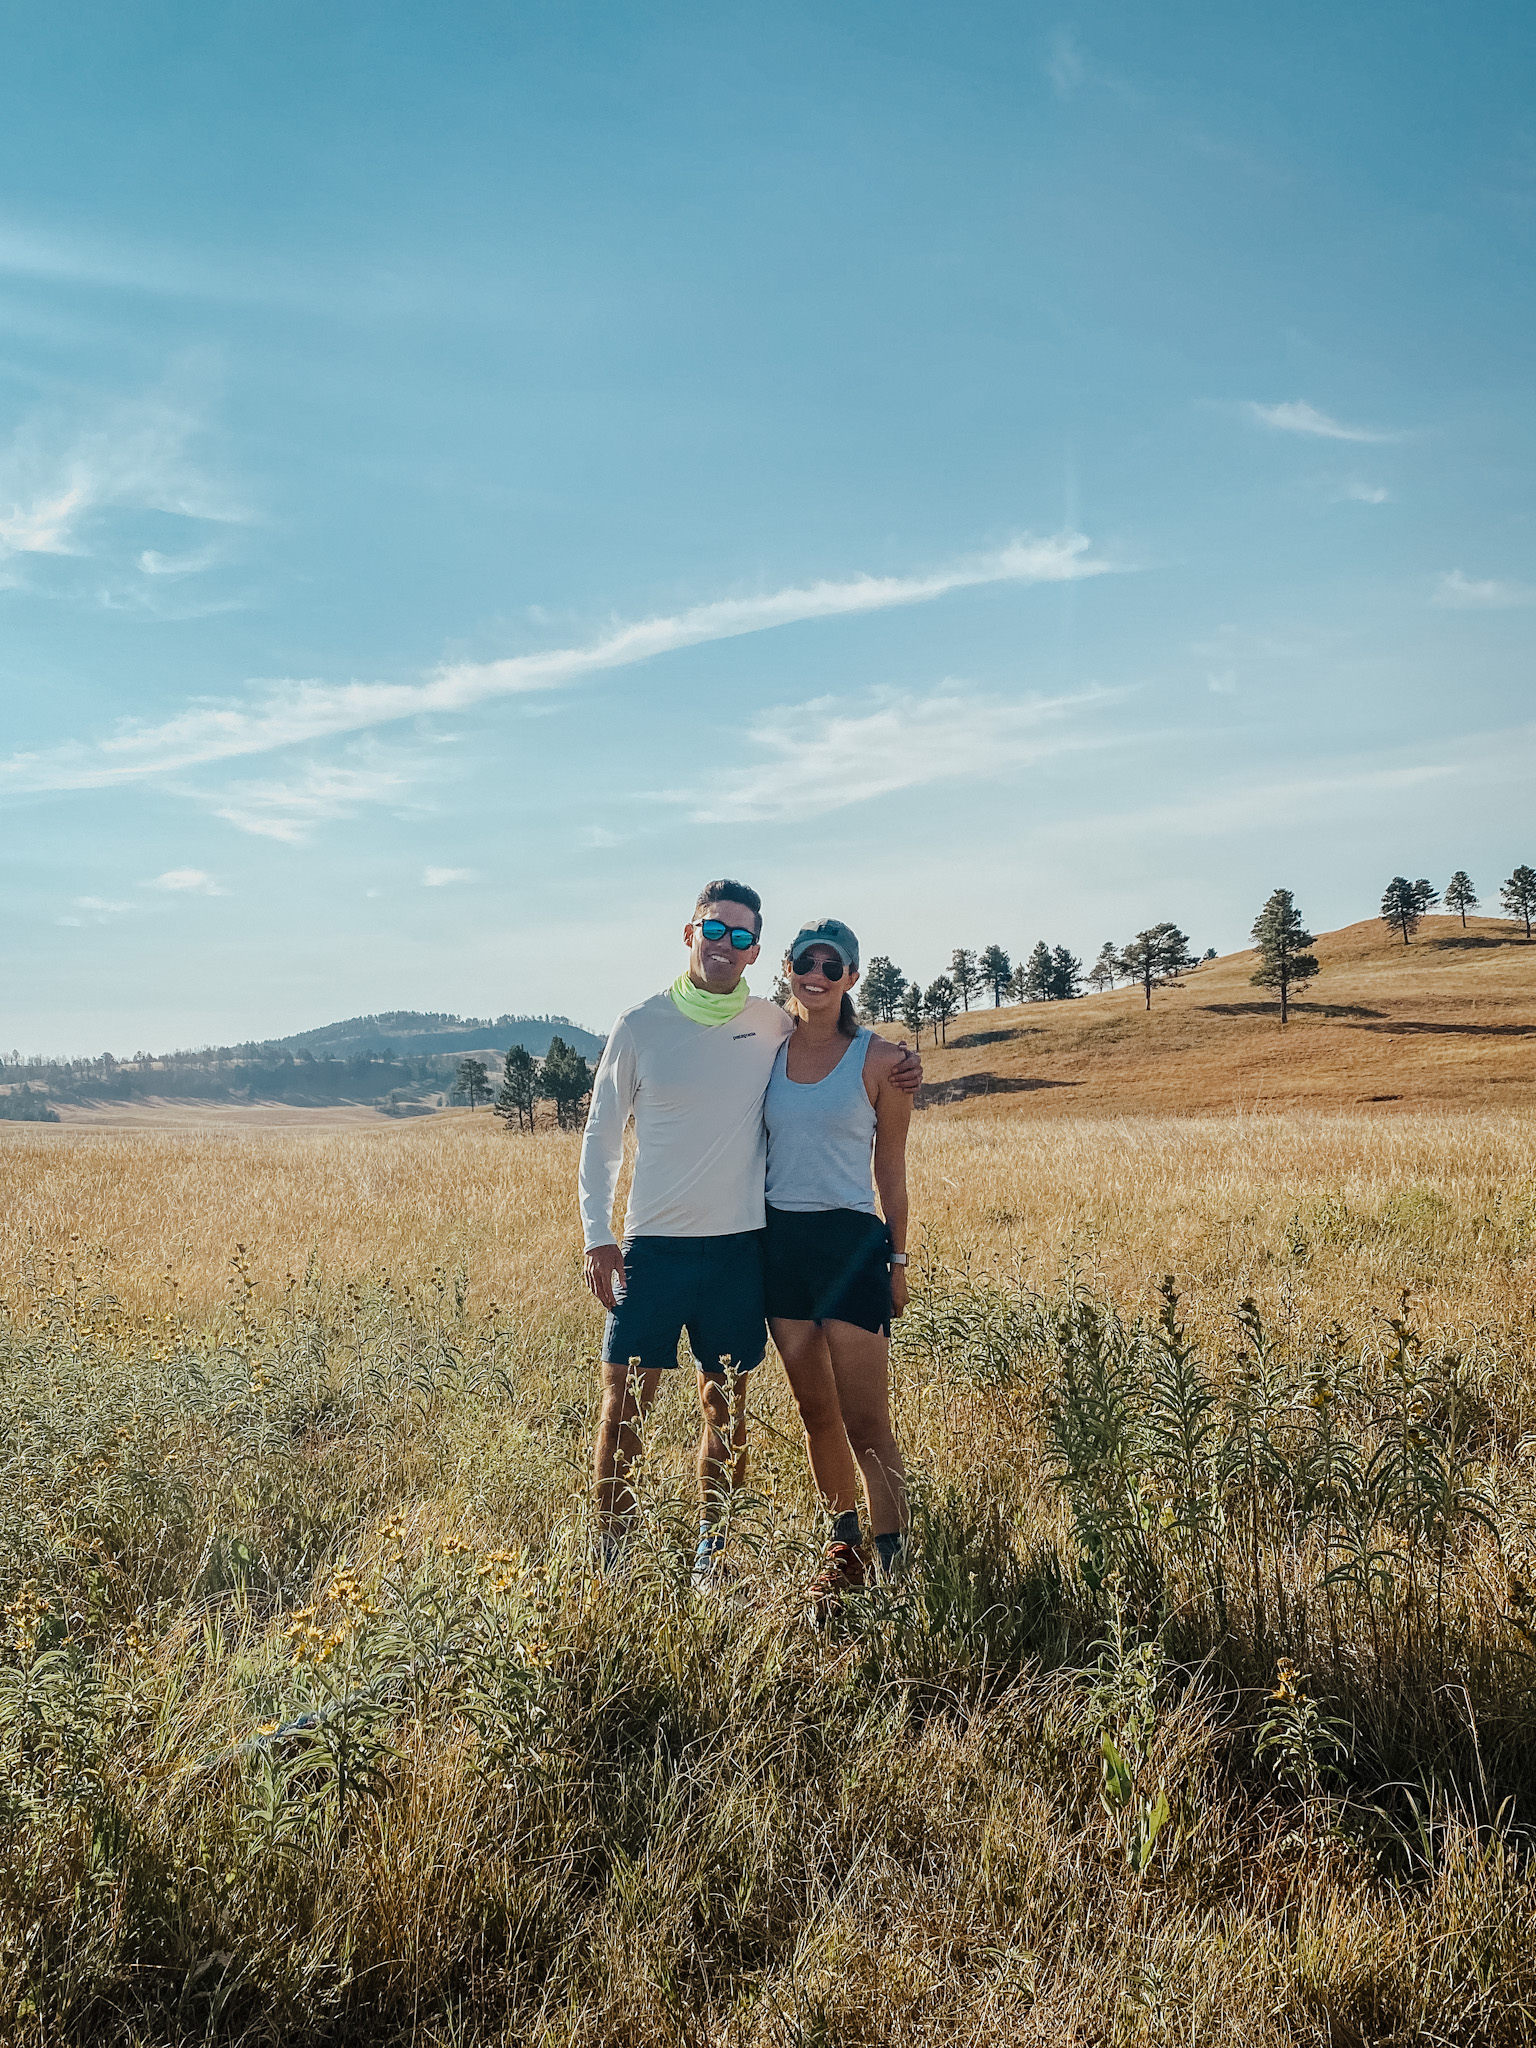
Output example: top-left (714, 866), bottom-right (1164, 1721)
top-left (3, 1), bottom-right (1533, 1053)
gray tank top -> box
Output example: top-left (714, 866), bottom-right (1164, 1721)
top-left (764, 1026), bottom-right (877, 1214)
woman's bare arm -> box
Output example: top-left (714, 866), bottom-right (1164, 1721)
top-left (866, 1039), bottom-right (913, 1311)
top-left (872, 1055), bottom-right (912, 1312)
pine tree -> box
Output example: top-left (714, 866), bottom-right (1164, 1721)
top-left (1412, 878), bottom-right (1440, 916)
top-left (899, 980), bottom-right (924, 1041)
top-left (452, 1056), bottom-right (491, 1109)
top-left (949, 948), bottom-right (980, 1011)
top-left (924, 975), bottom-right (958, 1044)
top-left (1249, 887), bottom-right (1318, 1024)
top-left (1050, 946), bottom-right (1082, 999)
top-left (1087, 941), bottom-right (1118, 992)
top-left (857, 955), bottom-right (905, 1023)
top-left (1501, 864), bottom-right (1536, 940)
top-left (1444, 872), bottom-right (1478, 926)
top-left (539, 1036), bottom-right (592, 1129)
top-left (1380, 876), bottom-right (1422, 945)
top-left (1018, 941), bottom-right (1053, 1002)
top-left (493, 1044), bottom-right (539, 1132)
top-left (1119, 923), bottom-right (1195, 1010)
top-left (979, 944), bottom-right (1012, 1007)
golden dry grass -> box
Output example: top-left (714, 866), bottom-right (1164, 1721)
top-left (5, 1024), bottom-right (1536, 2043)
top-left (6, 1105), bottom-right (1533, 1351)
top-left (0, 1117), bottom-right (591, 1329)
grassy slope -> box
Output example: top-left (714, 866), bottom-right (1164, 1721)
top-left (895, 915), bottom-right (1536, 1116)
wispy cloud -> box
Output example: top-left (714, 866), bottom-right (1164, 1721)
top-left (1248, 400), bottom-right (1396, 443)
top-left (1046, 28), bottom-right (1084, 98)
top-left (657, 682), bottom-right (1120, 824)
top-left (1207, 671), bottom-right (1238, 695)
top-left (96, 585), bottom-right (249, 623)
top-left (1041, 727), bottom-right (1536, 851)
top-left (211, 752), bottom-right (431, 844)
top-left (56, 894), bottom-right (138, 928)
top-left (139, 544), bottom-right (218, 577)
top-left (0, 482), bottom-right (88, 555)
top-left (423, 866), bottom-right (476, 887)
top-left (1433, 569), bottom-right (1535, 610)
top-left (0, 218), bottom-right (169, 294)
top-left (0, 213), bottom-right (523, 323)
top-left (1189, 623), bottom-right (1313, 662)
top-left (148, 867), bottom-right (226, 895)
top-left (1044, 761), bottom-right (1458, 853)
top-left (0, 534), bottom-right (1113, 797)
top-left (1339, 480), bottom-right (1390, 504)
top-left (0, 382), bottom-right (246, 569)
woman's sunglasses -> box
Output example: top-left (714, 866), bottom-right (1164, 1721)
top-left (791, 951), bottom-right (847, 980)
top-left (698, 918), bottom-right (758, 950)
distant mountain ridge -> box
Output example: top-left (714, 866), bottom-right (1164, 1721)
top-left (0, 1009), bottom-right (606, 1117)
top-left (271, 1011), bottom-right (605, 1059)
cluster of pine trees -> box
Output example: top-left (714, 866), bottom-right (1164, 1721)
top-left (855, 921), bottom-right (1213, 1040)
top-left (465, 1036), bottom-right (593, 1132)
top-left (1380, 867), bottom-right (1536, 943)
top-left (0, 1084), bottom-right (59, 1124)
top-left (847, 862), bottom-right (1536, 1047)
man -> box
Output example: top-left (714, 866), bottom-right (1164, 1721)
top-left (580, 879), bottom-right (920, 1581)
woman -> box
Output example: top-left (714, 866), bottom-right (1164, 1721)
top-left (763, 916), bottom-right (913, 1611)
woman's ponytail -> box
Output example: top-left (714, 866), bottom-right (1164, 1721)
top-left (838, 992), bottom-right (859, 1038)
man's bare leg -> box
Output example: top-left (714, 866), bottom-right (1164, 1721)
top-left (693, 1368), bottom-right (749, 1579)
top-left (594, 1360), bottom-right (663, 1557)
top-left (696, 1367), bottom-right (750, 1511)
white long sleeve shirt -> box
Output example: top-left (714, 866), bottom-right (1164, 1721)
top-left (578, 991), bottom-right (792, 1248)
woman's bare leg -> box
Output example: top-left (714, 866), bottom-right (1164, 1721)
top-left (770, 1317), bottom-right (861, 1516)
top-left (822, 1321), bottom-right (906, 1538)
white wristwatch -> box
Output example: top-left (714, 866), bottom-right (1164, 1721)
top-left (889, 1252), bottom-right (908, 1266)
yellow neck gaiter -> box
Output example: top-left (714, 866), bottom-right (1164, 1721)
top-left (669, 972), bottom-right (749, 1026)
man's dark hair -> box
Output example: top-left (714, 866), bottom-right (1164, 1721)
top-left (694, 878), bottom-right (762, 935)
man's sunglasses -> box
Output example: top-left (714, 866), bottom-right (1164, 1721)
top-left (698, 917), bottom-right (758, 951)
top-left (791, 950), bottom-right (847, 980)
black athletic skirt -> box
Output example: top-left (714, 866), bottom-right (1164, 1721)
top-left (763, 1204), bottom-right (893, 1336)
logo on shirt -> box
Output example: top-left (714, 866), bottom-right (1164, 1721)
top-left (732, 1032), bottom-right (757, 1040)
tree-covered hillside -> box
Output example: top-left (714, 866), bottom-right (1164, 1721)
top-left (274, 1012), bottom-right (603, 1059)
top-left (0, 1012), bottom-right (604, 1115)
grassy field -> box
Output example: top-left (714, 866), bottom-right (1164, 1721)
top-left (3, 1087), bottom-right (1536, 2041)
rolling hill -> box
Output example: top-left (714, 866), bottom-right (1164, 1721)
top-left (894, 916), bottom-right (1536, 1116)
top-left (0, 1010), bottom-right (605, 1123)
top-left (271, 1011), bottom-right (604, 1060)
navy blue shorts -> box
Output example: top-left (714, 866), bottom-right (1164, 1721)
top-left (763, 1205), bottom-right (893, 1336)
top-left (602, 1231), bottom-right (767, 1375)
